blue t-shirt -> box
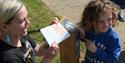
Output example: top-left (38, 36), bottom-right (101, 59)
top-left (84, 27), bottom-right (121, 63)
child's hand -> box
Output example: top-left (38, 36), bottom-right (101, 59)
top-left (85, 38), bottom-right (97, 53)
top-left (77, 27), bottom-right (85, 41)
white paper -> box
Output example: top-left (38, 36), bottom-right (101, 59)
top-left (40, 23), bottom-right (70, 46)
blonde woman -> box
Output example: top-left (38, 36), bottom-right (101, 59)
top-left (0, 0), bottom-right (59, 63)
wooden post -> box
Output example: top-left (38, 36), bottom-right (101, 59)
top-left (59, 19), bottom-right (80, 63)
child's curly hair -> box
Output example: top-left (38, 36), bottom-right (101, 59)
top-left (78, 0), bottom-right (119, 32)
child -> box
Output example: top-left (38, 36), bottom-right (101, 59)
top-left (78, 0), bottom-right (121, 63)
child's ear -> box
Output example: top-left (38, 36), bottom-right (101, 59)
top-left (112, 12), bottom-right (117, 20)
top-left (112, 12), bottom-right (118, 27)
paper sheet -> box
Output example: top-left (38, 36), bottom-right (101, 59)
top-left (40, 23), bottom-right (70, 46)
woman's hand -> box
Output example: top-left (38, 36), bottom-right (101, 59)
top-left (85, 38), bottom-right (97, 53)
top-left (51, 17), bottom-right (59, 25)
top-left (42, 42), bottom-right (59, 63)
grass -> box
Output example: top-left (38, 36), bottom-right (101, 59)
top-left (22, 0), bottom-right (60, 63)
top-left (23, 0), bottom-right (60, 42)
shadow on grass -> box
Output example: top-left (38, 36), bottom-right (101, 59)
top-left (118, 50), bottom-right (125, 63)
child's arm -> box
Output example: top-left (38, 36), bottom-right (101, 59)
top-left (95, 34), bottom-right (121, 63)
top-left (85, 37), bottom-right (121, 63)
top-left (85, 32), bottom-right (121, 63)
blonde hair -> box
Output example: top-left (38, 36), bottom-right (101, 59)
top-left (0, 0), bottom-right (23, 39)
top-left (0, 0), bottom-right (23, 23)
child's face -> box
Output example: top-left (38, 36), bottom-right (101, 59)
top-left (96, 9), bottom-right (112, 33)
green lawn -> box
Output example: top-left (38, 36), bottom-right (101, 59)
top-left (22, 0), bottom-right (60, 63)
top-left (23, 0), bottom-right (60, 42)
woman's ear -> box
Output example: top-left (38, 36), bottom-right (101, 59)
top-left (1, 23), bottom-right (8, 32)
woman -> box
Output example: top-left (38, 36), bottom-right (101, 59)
top-left (0, 0), bottom-right (59, 63)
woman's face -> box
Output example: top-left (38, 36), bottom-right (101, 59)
top-left (5, 6), bottom-right (30, 38)
top-left (93, 9), bottom-right (112, 33)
